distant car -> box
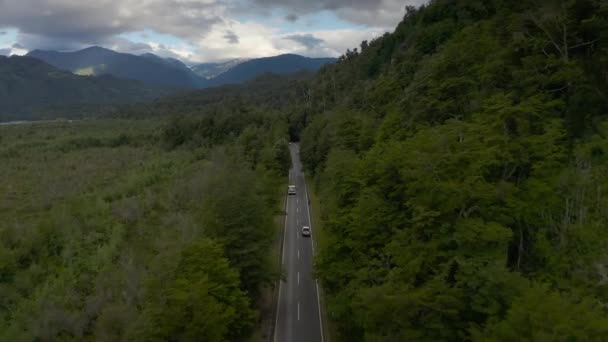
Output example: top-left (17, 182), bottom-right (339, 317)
top-left (302, 226), bottom-right (311, 237)
top-left (288, 185), bottom-right (296, 195)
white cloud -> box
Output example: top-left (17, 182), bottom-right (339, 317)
top-left (188, 22), bottom-right (384, 62)
top-left (0, 0), bottom-right (428, 62)
top-left (10, 46), bottom-right (28, 56)
top-left (268, 28), bottom-right (384, 58)
top-left (0, 0), bottom-right (227, 49)
top-left (247, 0), bottom-right (428, 28)
top-left (148, 42), bottom-right (196, 61)
top-left (192, 20), bottom-right (279, 61)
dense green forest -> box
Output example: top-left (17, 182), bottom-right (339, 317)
top-left (3, 0), bottom-right (608, 340)
top-left (295, 0), bottom-right (608, 340)
top-left (0, 63), bottom-right (307, 340)
top-left (0, 115), bottom-right (289, 340)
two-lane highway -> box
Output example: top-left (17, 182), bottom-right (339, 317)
top-left (274, 143), bottom-right (323, 342)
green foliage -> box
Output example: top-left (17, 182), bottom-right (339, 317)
top-left (199, 158), bottom-right (276, 297)
top-left (473, 283), bottom-right (608, 341)
top-left (135, 239), bottom-right (254, 341)
top-left (2, 0), bottom-right (608, 340)
top-left (0, 117), bottom-right (287, 341)
top-left (299, 0), bottom-right (608, 340)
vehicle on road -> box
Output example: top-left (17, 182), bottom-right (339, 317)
top-left (302, 226), bottom-right (311, 237)
top-left (288, 185), bottom-right (296, 195)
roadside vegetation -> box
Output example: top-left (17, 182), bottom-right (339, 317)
top-left (0, 116), bottom-right (289, 341)
top-left (2, 0), bottom-right (608, 341)
top-left (298, 0), bottom-right (608, 340)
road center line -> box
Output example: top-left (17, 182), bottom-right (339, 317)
top-left (298, 302), bottom-right (300, 321)
top-left (298, 250), bottom-right (300, 260)
top-left (298, 272), bottom-right (300, 285)
top-left (304, 175), bottom-right (325, 342)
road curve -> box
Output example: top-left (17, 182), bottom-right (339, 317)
top-left (274, 143), bottom-right (323, 342)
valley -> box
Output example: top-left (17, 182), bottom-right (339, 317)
top-left (1, 0), bottom-right (608, 341)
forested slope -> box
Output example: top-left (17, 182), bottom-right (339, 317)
top-left (296, 0), bottom-right (608, 340)
top-left (28, 47), bottom-right (206, 88)
top-left (0, 56), bottom-right (171, 121)
top-left (3, 0), bottom-right (608, 340)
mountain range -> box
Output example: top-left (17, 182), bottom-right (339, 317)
top-left (26, 47), bottom-right (336, 89)
top-left (0, 55), bottom-right (171, 121)
top-left (0, 47), bottom-right (335, 120)
top-left (27, 47), bottom-right (205, 88)
top-left (191, 59), bottom-right (249, 79)
top-left (206, 54), bottom-right (337, 87)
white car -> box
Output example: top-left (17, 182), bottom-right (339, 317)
top-left (288, 185), bottom-right (296, 195)
top-left (302, 226), bottom-right (311, 237)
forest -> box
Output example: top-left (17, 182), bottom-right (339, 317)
top-left (297, 0), bottom-right (608, 340)
top-left (2, 0), bottom-right (608, 340)
top-left (0, 114), bottom-right (290, 341)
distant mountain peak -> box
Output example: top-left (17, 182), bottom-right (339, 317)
top-left (191, 58), bottom-right (250, 80)
top-left (206, 54), bottom-right (336, 86)
top-left (276, 53), bottom-right (303, 57)
top-left (0, 55), bottom-right (172, 121)
top-left (26, 46), bottom-right (206, 88)
top-left (62, 46), bottom-right (118, 57)
top-left (81, 46), bottom-right (112, 52)
top-left (25, 46), bottom-right (335, 89)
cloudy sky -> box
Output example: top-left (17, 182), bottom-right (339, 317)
top-left (0, 0), bottom-right (427, 63)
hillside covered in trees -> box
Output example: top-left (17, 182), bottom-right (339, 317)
top-left (2, 0), bottom-right (608, 340)
top-left (0, 56), bottom-right (172, 122)
top-left (28, 47), bottom-right (206, 89)
top-left (295, 0), bottom-right (608, 340)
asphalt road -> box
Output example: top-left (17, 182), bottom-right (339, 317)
top-left (274, 143), bottom-right (323, 342)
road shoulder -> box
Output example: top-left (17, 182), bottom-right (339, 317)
top-left (305, 176), bottom-right (335, 342)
